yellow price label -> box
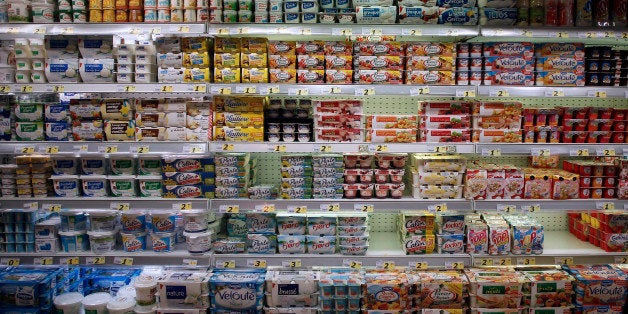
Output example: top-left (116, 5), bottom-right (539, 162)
top-left (527, 204), bottom-right (541, 213)
top-left (102, 145), bottom-right (118, 153)
top-left (1, 258), bottom-right (20, 266)
top-left (357, 88), bottom-right (375, 96)
top-left (218, 87), bottom-right (232, 95)
top-left (249, 259), bottom-right (267, 268)
top-left (379, 261), bottom-right (395, 270)
top-left (323, 203), bottom-right (340, 212)
top-left (78, 145), bottom-right (89, 152)
top-left (584, 32), bottom-right (596, 38)
top-left (237, 27), bottom-right (249, 34)
top-left (86, 256), bottom-right (106, 265)
top-left (176, 203), bottom-right (193, 210)
top-left (239, 86), bottom-right (257, 94)
top-left (34, 257), bottom-right (53, 265)
top-left (447, 261), bottom-right (465, 270)
top-left (597, 202), bottom-right (615, 210)
top-left (318, 145), bottom-right (332, 152)
top-left (114, 257), bottom-right (134, 266)
top-left (477, 258), bottom-right (494, 267)
top-left (328, 87), bottom-right (341, 94)
top-left (112, 202), bottom-right (130, 211)
top-left (300, 28), bottom-right (312, 35)
top-left (135, 146), bottom-right (150, 154)
top-left (273, 145), bottom-right (286, 152)
top-left (555, 31), bottom-right (569, 38)
top-left (614, 256), bottom-right (628, 264)
top-left (44, 204), bottom-right (62, 213)
top-left (262, 204), bottom-right (275, 213)
top-left (34, 27), bottom-right (46, 34)
top-left (374, 145), bottom-right (388, 152)
top-left (603, 31), bottom-right (615, 38)
top-left (218, 260), bottom-right (236, 268)
top-left (193, 84), bottom-right (206, 92)
top-left (52, 85), bottom-right (65, 92)
top-left (63, 257), bottom-right (80, 265)
top-left (355, 204), bottom-right (374, 212)
top-left (498, 204), bottom-right (518, 213)
top-left (432, 145), bottom-right (456, 153)
top-left (291, 88), bottom-right (309, 96)
top-left (429, 203), bottom-right (447, 212)
top-left (20, 146), bottom-right (35, 154)
top-left (183, 259), bottom-right (198, 266)
top-left (151, 27), bottom-right (161, 34)
top-left (555, 257), bottom-right (574, 265)
top-left (517, 257), bottom-right (536, 265)
top-left (496, 258), bottom-right (512, 266)
top-left (178, 26), bottom-right (190, 33)
top-left (571, 149), bottom-right (589, 156)
top-left (457, 90), bottom-right (475, 97)
top-left (495, 90), bottom-right (509, 97)
top-left (129, 27), bottom-right (141, 34)
top-left (622, 32), bottom-right (628, 39)
top-left (598, 148), bottom-right (615, 156)
top-left (416, 87), bottom-right (430, 95)
top-left (124, 85), bottom-right (136, 92)
top-left (0, 85), bottom-right (10, 93)
top-left (62, 27), bottom-right (74, 34)
top-left (550, 90), bottom-right (564, 97)
top-left (533, 148), bottom-right (550, 156)
top-left (483, 148), bottom-right (501, 156)
top-left (267, 86), bottom-right (280, 94)
top-left (286, 259), bottom-right (302, 268)
top-left (344, 259), bottom-right (362, 269)
top-left (595, 91), bottom-right (607, 98)
top-left (222, 143), bottom-right (234, 151)
top-left (161, 85), bottom-right (174, 92)
top-left (334, 28), bottom-right (353, 36)
top-left (220, 205), bottom-right (239, 213)
top-left (414, 261), bottom-right (428, 270)
top-left (404, 28), bottom-right (422, 36)
top-left (44, 146), bottom-right (59, 154)
top-left (217, 28), bottom-right (229, 34)
top-left (289, 206), bottom-right (307, 214)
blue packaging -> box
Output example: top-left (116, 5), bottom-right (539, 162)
top-left (121, 211), bottom-right (146, 232)
top-left (213, 237), bottom-right (246, 253)
top-left (210, 270), bottom-right (265, 311)
top-left (246, 233), bottom-right (277, 254)
top-left (60, 210), bottom-right (87, 231)
top-left (45, 122), bottom-right (69, 141)
top-left (162, 184), bottom-right (214, 198)
top-left (480, 7), bottom-right (517, 25)
top-left (246, 213), bottom-right (276, 233)
top-left (58, 230), bottom-right (88, 252)
top-left (151, 232), bottom-right (175, 252)
top-left (436, 233), bottom-right (465, 254)
top-left (52, 155), bottom-right (78, 175)
top-left (227, 214), bottom-right (247, 236)
top-left (45, 103), bottom-right (69, 122)
top-left (162, 171), bottom-right (215, 186)
top-left (151, 212), bottom-right (177, 233)
top-left (438, 7), bottom-right (478, 25)
top-left (161, 155), bottom-right (214, 173)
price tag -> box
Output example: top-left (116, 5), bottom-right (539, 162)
top-left (411, 87), bottom-right (430, 96)
top-left (76, 144), bottom-right (89, 152)
top-left (601, 31), bottom-right (615, 38)
top-left (580, 31), bottom-right (596, 38)
top-left (43, 203), bottom-right (62, 213)
top-left (316, 145), bottom-right (333, 152)
top-left (526, 204), bottom-right (541, 213)
top-left (182, 259), bottom-right (198, 266)
top-left (236, 86), bottom-right (257, 94)
top-left (151, 27), bottom-right (161, 34)
top-left (614, 256), bottom-right (628, 264)
top-left (531, 148), bottom-right (551, 156)
top-left (236, 27), bottom-right (249, 34)
top-left (52, 85), bottom-right (65, 92)
top-left (61, 257), bottom-right (79, 265)
top-left (183, 144), bottom-right (205, 154)
top-left (248, 259), bottom-right (267, 268)
top-left (497, 204), bottom-right (518, 213)
top-left (271, 145), bottom-right (287, 152)
top-left (354, 203), bottom-right (374, 212)
top-left (274, 27), bottom-right (288, 34)
top-left (192, 84), bottom-right (206, 92)
top-left (545, 89), bottom-right (565, 97)
top-left (402, 28), bottom-right (422, 36)
top-left (555, 257), bottom-right (574, 265)
top-left (99, 145), bottom-right (118, 153)
top-left (588, 90), bottom-right (607, 98)
top-left (122, 85), bottom-right (136, 92)
top-left (7, 27), bottom-right (19, 33)
top-left (570, 149), bottom-right (589, 156)
top-left (413, 261), bottom-right (428, 270)
top-left (554, 31), bottom-right (569, 38)
top-left (300, 28), bottom-right (312, 35)
top-left (129, 27), bottom-right (141, 34)
top-left (175, 202), bottom-right (193, 210)
top-left (40, 145), bottom-right (59, 154)
top-left (596, 202), bottom-right (615, 210)
top-left (266, 86), bottom-right (280, 94)
top-left (517, 257), bottom-right (536, 265)
top-left (362, 28), bottom-right (383, 35)
top-left (111, 202), bottom-right (130, 211)
top-left (428, 203), bottom-right (447, 213)
top-left (367, 144), bottom-right (388, 153)
top-left (34, 257), bottom-right (53, 265)
top-left (217, 28), bottom-right (229, 34)
top-left (343, 259), bottom-right (362, 269)
top-left (34, 27), bottom-right (46, 34)
top-left (596, 148), bottom-right (616, 156)
top-left (482, 148), bottom-right (501, 156)
top-left (476, 258), bottom-right (494, 267)
top-left (16, 146), bottom-right (35, 154)
top-left (446, 261), bottom-right (465, 270)
top-left (287, 205), bottom-right (307, 214)
top-left (20, 85), bottom-right (33, 93)
top-left (213, 87), bottom-right (232, 95)
top-left (0, 85), bottom-right (10, 93)
top-left (177, 25), bottom-right (190, 33)
top-left (430, 145), bottom-right (456, 154)
top-left (283, 259), bottom-right (302, 268)
top-left (355, 88), bottom-right (375, 96)
top-left (131, 145), bottom-right (150, 154)
top-left (326, 87), bottom-right (342, 94)
top-left (332, 28), bottom-right (353, 36)
top-left (377, 260), bottom-right (395, 270)
top-left (114, 257), bottom-right (134, 265)
top-left (255, 204), bottom-right (275, 213)
top-left (86, 256), bottom-right (106, 265)
top-left (62, 27), bottom-right (74, 34)
top-left (495, 258), bottom-right (512, 266)
top-left (289, 88), bottom-right (309, 96)
top-left (321, 203), bottom-right (340, 212)
top-left (221, 143), bottom-right (235, 151)
top-left (1, 258), bottom-right (19, 266)
top-left (219, 205), bottom-right (240, 213)
top-left (490, 90), bottom-right (510, 97)
top-left (160, 85), bottom-right (174, 92)
top-left (622, 32), bottom-right (628, 39)
top-left (24, 202), bottom-right (38, 210)
top-left (456, 89), bottom-right (475, 97)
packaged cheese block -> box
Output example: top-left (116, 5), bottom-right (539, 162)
top-left (135, 111), bottom-right (186, 127)
top-left (213, 126), bottom-right (264, 142)
top-left (70, 99), bottom-right (101, 120)
top-left (214, 52), bottom-right (240, 68)
top-left (186, 114), bottom-right (210, 129)
top-left (104, 120), bottom-right (136, 141)
top-left (212, 95), bottom-right (266, 112)
top-left (214, 112), bottom-right (264, 128)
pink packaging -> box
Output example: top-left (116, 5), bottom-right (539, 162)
top-left (466, 222), bottom-right (488, 254)
top-left (488, 224), bottom-right (510, 255)
top-left (483, 71), bottom-right (534, 86)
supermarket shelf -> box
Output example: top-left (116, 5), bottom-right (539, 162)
top-left (0, 197), bottom-right (209, 211)
top-left (473, 199), bottom-right (628, 212)
top-left (479, 26), bottom-right (628, 41)
top-left (207, 24), bottom-right (479, 38)
top-left (0, 83), bottom-right (209, 94)
top-left (0, 23), bottom-right (206, 36)
top-left (210, 142), bottom-right (475, 153)
top-left (477, 86), bottom-right (628, 98)
top-left (210, 198), bottom-right (473, 212)
top-left (475, 143), bottom-right (628, 156)
top-left (472, 231), bottom-right (628, 266)
top-left (0, 141), bottom-right (207, 155)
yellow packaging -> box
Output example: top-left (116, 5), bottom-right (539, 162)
top-left (214, 68), bottom-right (240, 83)
top-left (184, 68), bottom-right (210, 82)
top-left (241, 37), bottom-right (268, 53)
top-left (102, 0), bottom-right (114, 8)
top-left (183, 52), bottom-right (210, 68)
top-left (104, 120), bottom-right (136, 141)
top-left (242, 68), bottom-right (268, 83)
top-left (214, 37), bottom-right (241, 52)
top-left (89, 9), bottom-right (103, 22)
top-left (214, 53), bottom-right (240, 68)
top-left (269, 68), bottom-right (297, 83)
top-left (181, 37), bottom-right (208, 53)
top-left (214, 112), bottom-right (264, 128)
top-left (100, 98), bottom-right (134, 120)
top-left (241, 53), bottom-right (267, 68)
top-left (103, 9), bottom-right (115, 21)
top-left (212, 96), bottom-right (266, 112)
top-left (213, 126), bottom-right (264, 142)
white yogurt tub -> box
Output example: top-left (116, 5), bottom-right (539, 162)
top-left (60, 210), bottom-right (87, 231)
top-left (88, 230), bottom-right (116, 253)
top-left (52, 154), bottom-right (79, 175)
top-left (59, 230), bottom-right (89, 252)
top-left (52, 174), bottom-right (80, 197)
top-left (138, 175), bottom-right (162, 197)
top-left (121, 232), bottom-right (147, 252)
top-left (54, 292), bottom-right (84, 314)
top-left (82, 292), bottom-right (112, 314)
top-left (107, 296), bottom-right (136, 314)
top-left (81, 155), bottom-right (107, 175)
top-left (109, 175), bottom-right (137, 197)
top-left (184, 231), bottom-right (212, 253)
top-left (108, 156), bottom-right (136, 175)
top-left (134, 305), bottom-right (157, 314)
top-left (116, 285), bottom-right (137, 298)
top-left (133, 274), bottom-right (158, 306)
top-left (81, 175), bottom-right (108, 197)
top-left (182, 209), bottom-right (208, 232)
top-left (88, 209), bottom-right (118, 231)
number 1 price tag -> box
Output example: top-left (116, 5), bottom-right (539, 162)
top-left (34, 257), bottom-right (53, 265)
top-left (555, 257), bottom-right (574, 265)
top-left (482, 148), bottom-right (501, 156)
top-left (456, 89), bottom-right (475, 97)
top-left (61, 257), bottom-right (79, 265)
top-left (43, 203), bottom-right (62, 213)
top-left (114, 257), bottom-right (134, 265)
top-left (596, 202), bottom-right (615, 210)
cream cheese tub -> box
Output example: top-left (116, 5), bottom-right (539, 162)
top-left (88, 230), bottom-right (116, 253)
top-left (137, 155), bottom-right (162, 175)
top-left (83, 292), bottom-right (112, 314)
top-left (59, 230), bottom-right (88, 252)
top-left (81, 175), bottom-right (108, 197)
top-left (138, 175), bottom-right (162, 197)
top-left (109, 175), bottom-right (137, 197)
top-left (121, 211), bottom-right (146, 232)
top-left (52, 154), bottom-right (79, 175)
top-left (52, 174), bottom-right (80, 197)
top-left (54, 292), bottom-right (84, 314)
top-left (60, 210), bottom-right (87, 231)
top-left (150, 211), bottom-right (177, 233)
top-left (182, 209), bottom-right (208, 232)
top-left (88, 209), bottom-right (118, 231)
top-left (184, 231), bottom-right (212, 253)
top-left (81, 155), bottom-right (107, 175)
top-left (121, 232), bottom-right (147, 252)
top-left (150, 232), bottom-right (175, 252)
top-left (107, 296), bottom-right (136, 314)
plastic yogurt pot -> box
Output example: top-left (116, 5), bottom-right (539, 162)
top-left (133, 274), bottom-right (158, 306)
top-left (81, 175), bottom-right (108, 197)
top-left (108, 155), bottom-right (136, 175)
top-left (150, 211), bottom-right (177, 233)
top-left (150, 232), bottom-right (175, 252)
top-left (88, 230), bottom-right (116, 253)
top-left (109, 175), bottom-right (136, 197)
top-left (106, 296), bottom-right (136, 314)
top-left (60, 210), bottom-right (87, 231)
top-left (116, 285), bottom-right (136, 298)
top-left (138, 175), bottom-right (162, 197)
top-left (137, 155), bottom-right (162, 175)
top-left (121, 232), bottom-right (147, 252)
top-left (54, 292), bottom-right (84, 314)
top-left (51, 154), bottom-right (79, 175)
top-left (52, 174), bottom-right (80, 197)
top-left (184, 231), bottom-right (212, 253)
top-left (88, 209), bottom-right (118, 231)
top-left (82, 292), bottom-right (112, 314)
top-left (121, 211), bottom-right (146, 232)
top-left (59, 230), bottom-right (88, 252)
top-left (81, 155), bottom-right (106, 175)
top-left (182, 209), bottom-right (208, 232)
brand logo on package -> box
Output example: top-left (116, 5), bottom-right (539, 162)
top-left (278, 284), bottom-right (299, 296)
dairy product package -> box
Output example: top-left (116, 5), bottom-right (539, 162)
top-left (265, 270), bottom-right (320, 307)
top-left (535, 71), bottom-right (585, 86)
top-left (45, 58), bottom-right (79, 83)
top-left (209, 270), bottom-right (265, 311)
top-left (438, 7), bottom-right (478, 24)
top-left (483, 42), bottom-right (534, 58)
top-left (437, 0), bottom-right (477, 6)
top-left (480, 8), bottom-right (517, 25)
top-left (157, 271), bottom-right (210, 309)
top-left (78, 37), bottom-right (113, 58)
top-left (78, 58), bottom-right (115, 83)
top-left (484, 56), bottom-right (534, 72)
top-left (477, 0), bottom-right (516, 6)
top-left (46, 37), bottom-right (79, 58)
top-left (483, 71), bottom-right (534, 86)
top-left (353, 0), bottom-right (394, 5)
top-left (355, 6), bottom-right (397, 23)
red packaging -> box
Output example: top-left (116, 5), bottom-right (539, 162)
top-left (297, 55), bottom-right (325, 70)
top-left (465, 169), bottom-right (487, 200)
top-left (591, 188), bottom-right (604, 198)
top-left (562, 119), bottom-right (588, 131)
top-left (580, 176), bottom-right (591, 187)
top-left (324, 55), bottom-right (352, 70)
top-left (297, 69), bottom-right (324, 83)
top-left (612, 132), bottom-right (626, 143)
top-left (612, 121), bottom-right (626, 132)
top-left (523, 109), bottom-right (535, 127)
top-left (573, 132), bottom-right (588, 143)
top-left (354, 55), bottom-right (405, 71)
top-left (354, 42), bottom-right (405, 56)
top-left (587, 119), bottom-right (613, 131)
top-left (296, 41), bottom-right (325, 55)
top-left (504, 168), bottom-right (524, 199)
top-left (580, 188), bottom-right (591, 199)
top-left (604, 165), bottom-right (617, 176)
top-left (354, 70), bottom-right (403, 84)
top-left (419, 101), bottom-right (472, 115)
top-left (604, 177), bottom-right (616, 188)
top-left (592, 177), bottom-right (604, 188)
top-left (561, 107), bottom-right (589, 119)
top-left (324, 41), bottom-right (353, 55)
top-left (325, 70), bottom-right (353, 84)
top-left (486, 169), bottom-right (505, 199)
top-left (589, 107), bottom-right (613, 119)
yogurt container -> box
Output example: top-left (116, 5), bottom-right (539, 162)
top-left (59, 230), bottom-right (89, 252)
top-left (52, 154), bottom-right (79, 175)
top-left (182, 209), bottom-right (208, 232)
top-left (60, 210), bottom-right (87, 231)
top-left (121, 232), bottom-right (147, 252)
top-left (88, 209), bottom-right (118, 231)
top-left (133, 275), bottom-right (158, 306)
top-left (151, 212), bottom-right (177, 233)
top-left (150, 232), bottom-right (175, 252)
top-left (107, 296), bottom-right (136, 314)
top-left (81, 155), bottom-right (107, 175)
top-left (52, 174), bottom-right (80, 197)
top-left (83, 292), bottom-right (112, 314)
top-left (109, 175), bottom-right (137, 197)
top-left (109, 156), bottom-right (136, 175)
top-left (121, 211), bottom-right (146, 232)
top-left (81, 175), bottom-right (108, 197)
top-left (137, 155), bottom-right (162, 175)
top-left (88, 230), bottom-right (116, 253)
top-left (184, 231), bottom-right (212, 253)
top-left (138, 175), bottom-right (162, 197)
top-left (54, 292), bottom-right (84, 314)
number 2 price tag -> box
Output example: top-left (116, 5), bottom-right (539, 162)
top-left (428, 203), bottom-right (447, 213)
top-left (343, 259), bottom-right (362, 269)
top-left (354, 203), bottom-right (374, 212)
top-left (413, 261), bottom-right (428, 270)
top-left (376, 260), bottom-right (395, 270)
top-left (288, 205), bottom-right (307, 214)
top-left (219, 205), bottom-right (239, 213)
top-left (446, 261), bottom-right (465, 270)
top-left (86, 256), bottom-right (106, 265)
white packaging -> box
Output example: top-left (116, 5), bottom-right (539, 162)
top-left (355, 5), bottom-right (396, 23)
top-left (117, 64), bottom-right (133, 74)
top-left (133, 275), bottom-right (158, 306)
top-left (45, 58), bottom-right (79, 83)
top-left (158, 68), bottom-right (184, 83)
top-left (107, 296), bottom-right (136, 314)
top-left (79, 58), bottom-right (115, 83)
top-left (0, 68), bottom-right (15, 83)
top-left (30, 71), bottom-right (45, 83)
top-left (54, 292), bottom-right (84, 314)
top-left (78, 38), bottom-right (113, 58)
top-left (186, 128), bottom-right (208, 141)
top-left (135, 73), bottom-right (157, 83)
top-left (353, 0), bottom-right (393, 5)
top-left (116, 73), bottom-right (133, 83)
top-left (157, 53), bottom-right (183, 68)
top-left (35, 238), bottom-right (58, 252)
top-left (83, 292), bottom-right (112, 314)
top-left (15, 70), bottom-right (30, 83)
top-left (165, 127), bottom-right (187, 141)
top-left (135, 64), bottom-right (156, 74)
top-left (135, 54), bottom-right (156, 65)
top-left (117, 54), bottom-right (134, 65)
top-left (157, 271), bottom-right (210, 309)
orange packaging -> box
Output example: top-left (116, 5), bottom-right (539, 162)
top-left (473, 102), bottom-right (524, 116)
top-left (406, 42), bottom-right (456, 57)
top-left (242, 68), bottom-right (268, 83)
top-left (366, 115), bottom-right (418, 129)
top-left (214, 37), bottom-right (241, 53)
top-left (115, 9), bottom-right (128, 21)
top-left (296, 41), bottom-right (325, 55)
top-left (324, 70), bottom-right (352, 84)
top-left (269, 54), bottom-right (296, 69)
top-left (406, 71), bottom-right (455, 85)
top-left (366, 129), bottom-right (417, 143)
top-left (297, 69), bottom-right (324, 84)
top-left (524, 170), bottom-right (551, 199)
top-left (364, 272), bottom-right (409, 310)
top-left (406, 56), bottom-right (455, 71)
top-left (324, 41), bottom-right (353, 55)
top-left (472, 129), bottom-right (522, 143)
top-left (354, 55), bottom-right (404, 71)
top-left (268, 41), bottom-right (296, 55)
top-left (297, 54), bottom-right (325, 70)
top-left (241, 37), bottom-right (268, 53)
top-left (324, 55), bottom-right (352, 70)
top-left (355, 70), bottom-right (403, 84)
top-left (269, 68), bottom-right (296, 83)
top-left (102, 9), bottom-right (115, 21)
top-left (241, 52), bottom-right (267, 68)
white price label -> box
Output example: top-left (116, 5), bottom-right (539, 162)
top-left (332, 28), bottom-right (353, 36)
top-left (34, 257), bottom-right (53, 265)
top-left (343, 259), bottom-right (363, 269)
top-left (76, 144), bottom-right (89, 152)
top-left (355, 88), bottom-right (375, 96)
top-left (531, 148), bottom-right (551, 156)
top-left (570, 149), bottom-right (589, 156)
top-left (596, 148), bottom-right (616, 156)
top-left (287, 205), bottom-right (307, 214)
top-left (555, 257), bottom-right (574, 265)
top-left (476, 258), bottom-right (493, 267)
top-left (497, 204), bottom-right (518, 213)
top-left (86, 256), bottom-right (106, 265)
top-left (34, 27), bottom-right (46, 34)
top-left (526, 204), bottom-right (541, 213)
top-left (411, 87), bottom-right (430, 96)
top-left (445, 261), bottom-right (465, 270)
top-left (62, 27), bottom-right (74, 34)
top-left (517, 257), bottom-right (536, 265)
top-left (482, 148), bottom-right (501, 156)
top-left (402, 28), bottom-right (422, 36)
top-left (596, 202), bottom-right (615, 210)
top-left (376, 260), bottom-right (395, 270)
top-left (219, 205), bottom-right (240, 213)
top-left (61, 257), bottom-right (79, 265)
top-left (614, 256), bottom-right (628, 264)
top-left (182, 259), bottom-right (198, 266)
top-left (321, 203), bottom-right (340, 212)
top-left (236, 86), bottom-right (257, 94)
top-left (354, 204), bottom-right (374, 212)
top-left (114, 257), bottom-right (133, 265)
top-left (546, 89), bottom-right (565, 97)
top-left (289, 88), bottom-right (309, 96)
top-left (220, 143), bottom-right (235, 151)
top-left (98, 145), bottom-right (118, 153)
top-left (428, 203), bottom-right (448, 212)
top-left (192, 84), bottom-right (206, 92)
top-left (175, 203), bottom-right (193, 210)
top-left (16, 146), bottom-right (35, 154)
top-left (255, 204), bottom-right (275, 213)
top-left (316, 145), bottom-right (333, 152)
top-left (111, 202), bottom-right (130, 211)
top-left (24, 202), bottom-right (38, 210)
top-left (248, 259), bottom-right (267, 268)
top-left (43, 203), bottom-right (62, 213)
top-left (413, 261), bottom-right (428, 270)
top-left (183, 144), bottom-right (205, 153)
top-left (131, 145), bottom-right (150, 154)
top-left (300, 28), bottom-right (312, 35)
top-left (490, 90), bottom-right (510, 97)
top-left (495, 258), bottom-right (512, 266)
top-left (283, 259), bottom-right (302, 268)
top-left (1, 258), bottom-right (19, 266)
top-left (456, 89), bottom-right (475, 97)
